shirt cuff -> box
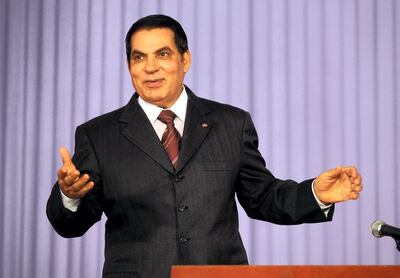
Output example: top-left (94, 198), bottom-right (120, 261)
top-left (60, 189), bottom-right (81, 212)
top-left (311, 179), bottom-right (332, 217)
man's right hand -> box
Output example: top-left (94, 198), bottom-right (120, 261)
top-left (57, 147), bottom-right (95, 199)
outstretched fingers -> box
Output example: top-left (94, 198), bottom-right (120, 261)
top-left (56, 146), bottom-right (95, 199)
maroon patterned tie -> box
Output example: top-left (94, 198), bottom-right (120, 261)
top-left (158, 110), bottom-right (181, 169)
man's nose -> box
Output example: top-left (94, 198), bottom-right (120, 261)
top-left (145, 56), bottom-right (159, 73)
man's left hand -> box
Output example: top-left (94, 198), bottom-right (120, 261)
top-left (314, 166), bottom-right (363, 204)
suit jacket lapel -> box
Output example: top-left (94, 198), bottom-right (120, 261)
top-left (119, 95), bottom-right (175, 174)
top-left (176, 88), bottom-right (213, 173)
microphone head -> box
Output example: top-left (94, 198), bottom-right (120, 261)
top-left (371, 219), bottom-right (386, 238)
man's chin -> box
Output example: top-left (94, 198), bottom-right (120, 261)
top-left (141, 94), bottom-right (169, 107)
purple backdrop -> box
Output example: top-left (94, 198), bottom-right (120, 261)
top-left (1, 0), bottom-right (399, 277)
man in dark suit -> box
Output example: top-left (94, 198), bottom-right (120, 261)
top-left (47, 14), bottom-right (363, 278)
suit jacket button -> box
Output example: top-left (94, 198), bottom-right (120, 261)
top-left (179, 236), bottom-right (189, 244)
top-left (175, 175), bottom-right (184, 182)
top-left (178, 204), bottom-right (187, 212)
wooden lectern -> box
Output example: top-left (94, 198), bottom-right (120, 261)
top-left (171, 265), bottom-right (400, 278)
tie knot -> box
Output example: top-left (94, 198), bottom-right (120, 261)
top-left (158, 110), bottom-right (176, 125)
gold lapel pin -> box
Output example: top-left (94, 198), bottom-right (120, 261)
top-left (201, 123), bottom-right (208, 128)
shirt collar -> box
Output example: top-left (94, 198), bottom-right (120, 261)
top-left (138, 86), bottom-right (188, 124)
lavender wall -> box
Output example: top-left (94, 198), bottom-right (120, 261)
top-left (1, 0), bottom-right (399, 277)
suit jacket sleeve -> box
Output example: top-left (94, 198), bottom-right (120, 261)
top-left (46, 125), bottom-right (104, 238)
top-left (235, 112), bottom-right (334, 225)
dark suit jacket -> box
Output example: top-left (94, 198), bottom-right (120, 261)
top-left (47, 86), bottom-right (333, 278)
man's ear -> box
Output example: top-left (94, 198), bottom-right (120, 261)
top-left (183, 51), bottom-right (192, 73)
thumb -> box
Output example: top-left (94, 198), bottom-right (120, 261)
top-left (59, 147), bottom-right (73, 169)
top-left (325, 166), bottom-right (342, 179)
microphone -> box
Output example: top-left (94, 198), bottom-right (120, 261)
top-left (371, 219), bottom-right (400, 239)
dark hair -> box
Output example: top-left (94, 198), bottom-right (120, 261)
top-left (125, 14), bottom-right (189, 61)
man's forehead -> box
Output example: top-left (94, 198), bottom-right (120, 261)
top-left (131, 28), bottom-right (176, 51)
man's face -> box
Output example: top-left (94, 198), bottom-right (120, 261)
top-left (128, 28), bottom-right (191, 108)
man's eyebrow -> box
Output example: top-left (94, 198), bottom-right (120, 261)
top-left (131, 49), bottom-right (146, 56)
top-left (131, 47), bottom-right (174, 57)
top-left (155, 47), bottom-right (173, 53)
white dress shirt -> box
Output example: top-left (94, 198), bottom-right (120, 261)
top-left (138, 86), bottom-right (187, 140)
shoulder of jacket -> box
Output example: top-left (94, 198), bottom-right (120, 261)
top-left (193, 96), bottom-right (249, 119)
top-left (77, 106), bottom-right (125, 132)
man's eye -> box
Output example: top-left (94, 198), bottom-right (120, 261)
top-left (132, 54), bottom-right (143, 61)
top-left (158, 51), bottom-right (169, 58)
